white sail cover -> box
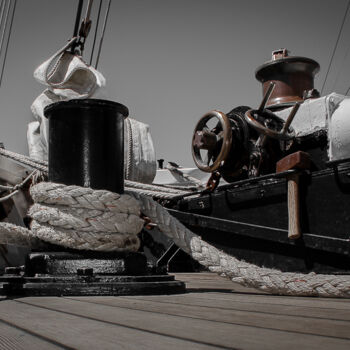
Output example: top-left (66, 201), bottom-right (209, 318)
top-left (27, 38), bottom-right (156, 183)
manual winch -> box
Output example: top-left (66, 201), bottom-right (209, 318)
top-left (192, 83), bottom-right (299, 182)
top-left (191, 49), bottom-right (320, 183)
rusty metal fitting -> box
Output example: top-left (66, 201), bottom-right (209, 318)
top-left (205, 171), bottom-right (221, 192)
top-left (303, 88), bottom-right (320, 100)
top-left (4, 266), bottom-right (22, 275)
top-left (255, 49), bottom-right (320, 110)
top-left (77, 268), bottom-right (94, 276)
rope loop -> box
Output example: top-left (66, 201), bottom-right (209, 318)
top-left (0, 147), bottom-right (349, 297)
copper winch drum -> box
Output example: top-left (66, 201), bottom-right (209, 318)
top-left (255, 49), bottom-right (320, 109)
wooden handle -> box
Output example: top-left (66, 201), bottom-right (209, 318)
top-left (287, 174), bottom-right (301, 239)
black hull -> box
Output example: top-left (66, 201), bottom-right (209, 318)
top-left (169, 164), bottom-right (350, 274)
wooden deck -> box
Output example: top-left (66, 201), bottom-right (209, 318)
top-left (0, 272), bottom-right (349, 349)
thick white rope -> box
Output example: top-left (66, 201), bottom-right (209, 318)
top-left (0, 148), bottom-right (48, 172)
top-left (134, 193), bottom-right (350, 298)
top-left (0, 181), bottom-right (349, 297)
top-left (0, 148), bottom-right (191, 199)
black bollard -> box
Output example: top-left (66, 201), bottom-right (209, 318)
top-left (44, 99), bottom-right (128, 193)
top-left (0, 98), bottom-right (187, 296)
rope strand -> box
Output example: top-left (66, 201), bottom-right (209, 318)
top-left (0, 149), bottom-right (349, 297)
top-left (0, 181), bottom-right (349, 298)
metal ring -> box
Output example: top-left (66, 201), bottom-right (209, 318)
top-left (191, 110), bottom-right (232, 172)
top-left (244, 109), bottom-right (295, 140)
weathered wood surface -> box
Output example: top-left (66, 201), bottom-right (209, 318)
top-left (0, 272), bottom-right (349, 350)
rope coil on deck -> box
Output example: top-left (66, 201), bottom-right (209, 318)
top-left (0, 180), bottom-right (349, 298)
top-left (0, 150), bottom-right (349, 297)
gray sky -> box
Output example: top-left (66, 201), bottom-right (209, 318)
top-left (0, 0), bottom-right (349, 167)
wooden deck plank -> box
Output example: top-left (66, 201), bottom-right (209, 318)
top-left (0, 299), bottom-right (220, 350)
top-left (175, 272), bottom-right (262, 293)
top-left (0, 319), bottom-right (65, 350)
top-left (127, 272), bottom-right (350, 312)
top-left (119, 293), bottom-right (350, 321)
top-left (175, 273), bottom-right (350, 305)
top-left (187, 292), bottom-right (350, 310)
top-left (1, 273), bottom-right (349, 349)
top-left (67, 295), bottom-right (350, 339)
top-left (12, 297), bottom-right (350, 350)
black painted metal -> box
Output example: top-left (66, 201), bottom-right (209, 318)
top-left (25, 251), bottom-right (148, 276)
top-left (0, 274), bottom-right (186, 296)
top-left (44, 99), bottom-right (128, 193)
top-left (0, 251), bottom-right (186, 296)
top-left (169, 164), bottom-right (350, 274)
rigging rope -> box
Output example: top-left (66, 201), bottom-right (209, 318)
top-left (0, 170), bottom-right (36, 203)
top-left (0, 0), bottom-right (6, 40)
top-left (89, 0), bottom-right (103, 65)
top-left (0, 180), bottom-right (349, 298)
top-left (95, 0), bottom-right (111, 69)
top-left (72, 0), bottom-right (84, 40)
top-left (332, 41), bottom-right (350, 93)
top-left (320, 0), bottom-right (350, 95)
top-left (0, 148), bottom-right (191, 199)
top-left (0, 0), bottom-right (10, 87)
top-left (0, 0), bottom-right (16, 89)
top-left (345, 85), bottom-right (350, 96)
top-left (0, 148), bottom-right (349, 297)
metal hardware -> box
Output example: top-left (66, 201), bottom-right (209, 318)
top-left (192, 110), bottom-right (232, 172)
top-left (205, 171), bottom-right (221, 192)
top-left (244, 83), bottom-right (299, 141)
top-left (255, 49), bottom-right (320, 109)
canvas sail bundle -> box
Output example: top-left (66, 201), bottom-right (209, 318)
top-left (27, 39), bottom-right (156, 183)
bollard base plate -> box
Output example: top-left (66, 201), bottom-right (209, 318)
top-left (0, 251), bottom-right (186, 296)
top-left (0, 274), bottom-right (186, 296)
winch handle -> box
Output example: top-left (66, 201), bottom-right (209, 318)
top-left (244, 82), bottom-right (299, 141)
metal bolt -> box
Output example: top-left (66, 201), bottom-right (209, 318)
top-left (198, 201), bottom-right (205, 209)
top-left (4, 267), bottom-right (21, 275)
top-left (157, 159), bottom-right (164, 169)
top-left (193, 130), bottom-right (218, 151)
top-left (77, 268), bottom-right (94, 276)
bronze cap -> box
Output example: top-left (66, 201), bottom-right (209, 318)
top-left (255, 49), bottom-right (320, 109)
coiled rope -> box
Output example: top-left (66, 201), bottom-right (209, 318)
top-left (0, 150), bottom-right (349, 297)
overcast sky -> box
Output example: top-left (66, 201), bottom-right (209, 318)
top-left (0, 0), bottom-right (349, 167)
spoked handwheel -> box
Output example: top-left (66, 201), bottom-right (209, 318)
top-left (244, 82), bottom-right (299, 142)
top-left (244, 108), bottom-right (296, 141)
top-left (191, 110), bottom-right (232, 172)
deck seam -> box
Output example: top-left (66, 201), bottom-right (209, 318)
top-left (13, 299), bottom-right (237, 350)
top-left (117, 296), bottom-right (350, 322)
top-left (178, 292), bottom-right (350, 309)
top-left (62, 297), bottom-right (350, 340)
top-left (0, 316), bottom-right (74, 350)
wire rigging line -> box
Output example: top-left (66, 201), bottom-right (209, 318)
top-left (0, 0), bottom-right (11, 63)
top-left (0, 0), bottom-right (5, 30)
top-left (89, 0), bottom-right (103, 65)
top-left (72, 0), bottom-right (84, 38)
top-left (321, 0), bottom-right (350, 95)
top-left (95, 0), bottom-right (111, 69)
top-left (0, 0), bottom-right (16, 89)
top-left (0, 0), bottom-right (6, 49)
top-left (332, 39), bottom-right (350, 92)
top-left (345, 84), bottom-right (350, 95)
